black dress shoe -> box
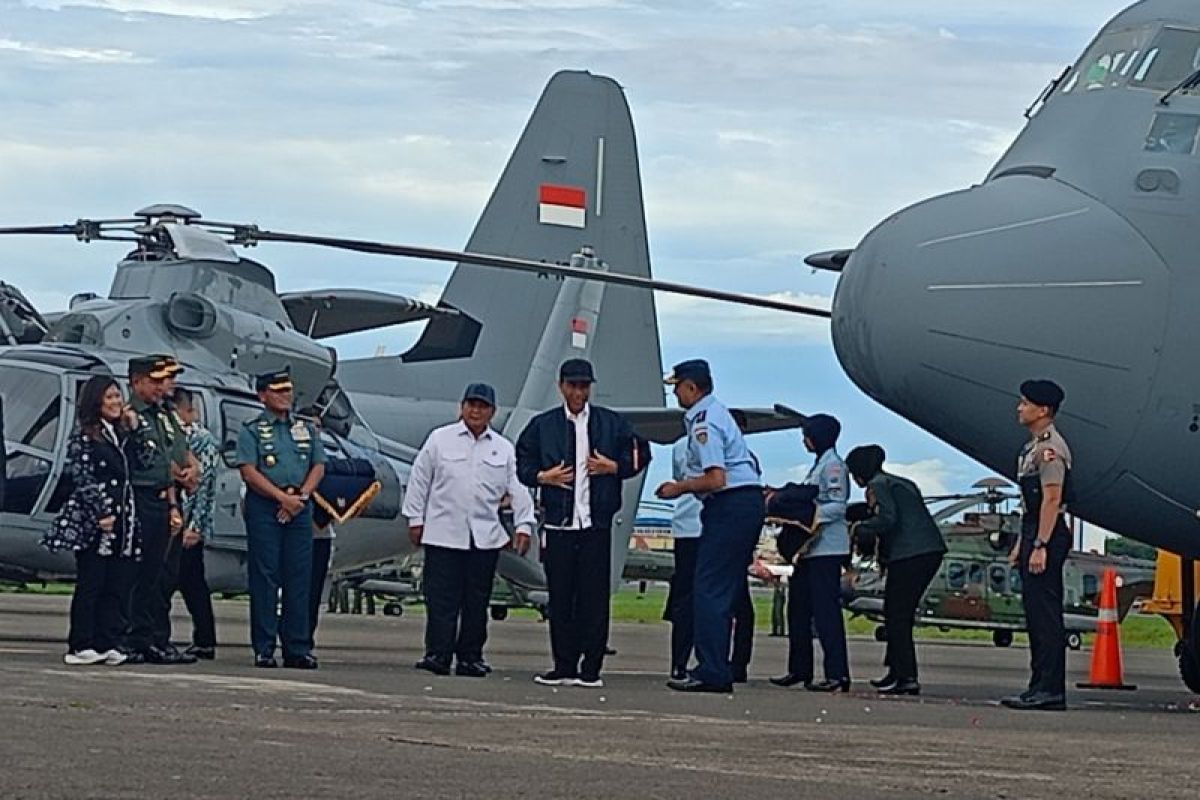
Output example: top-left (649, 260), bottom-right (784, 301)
top-left (667, 677), bottom-right (733, 693)
top-left (415, 656), bottom-right (451, 676)
top-left (254, 654), bottom-right (277, 668)
top-left (185, 645), bottom-right (216, 661)
top-left (121, 650), bottom-right (146, 665)
top-left (145, 646), bottom-right (185, 665)
top-left (670, 666), bottom-right (688, 682)
top-left (455, 661), bottom-right (489, 678)
top-left (806, 678), bottom-right (851, 693)
top-left (870, 673), bottom-right (897, 689)
top-left (769, 672), bottom-right (808, 688)
top-left (1000, 691), bottom-right (1066, 711)
top-left (877, 679), bottom-right (920, 696)
top-left (167, 646), bottom-right (198, 665)
top-left (284, 654), bottom-right (319, 670)
top-left (732, 668), bottom-right (748, 684)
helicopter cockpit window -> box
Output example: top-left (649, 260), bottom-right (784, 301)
top-left (1128, 27), bottom-right (1200, 91)
top-left (1, 365), bottom-right (63, 514)
top-left (1010, 568), bottom-right (1023, 595)
top-left (220, 400), bottom-right (263, 467)
top-left (946, 561), bottom-right (966, 591)
top-left (1144, 112), bottom-right (1200, 154)
top-left (1061, 26), bottom-right (1156, 94)
top-left (1082, 573), bottom-right (1100, 604)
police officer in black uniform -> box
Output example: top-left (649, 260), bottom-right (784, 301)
top-left (1002, 379), bottom-right (1072, 711)
top-left (236, 367), bottom-right (326, 669)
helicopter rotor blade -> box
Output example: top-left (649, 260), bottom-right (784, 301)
top-left (242, 229), bottom-right (833, 319)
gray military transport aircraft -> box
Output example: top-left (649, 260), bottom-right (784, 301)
top-left (0, 71), bottom-right (802, 609)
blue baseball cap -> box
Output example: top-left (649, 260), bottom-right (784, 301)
top-left (462, 382), bottom-right (497, 407)
top-left (664, 359), bottom-right (711, 385)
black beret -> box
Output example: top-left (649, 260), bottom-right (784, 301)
top-left (1020, 379), bottom-right (1064, 410)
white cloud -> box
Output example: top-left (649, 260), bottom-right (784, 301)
top-left (0, 36), bottom-right (149, 63)
top-left (656, 290), bottom-right (831, 346)
top-left (887, 458), bottom-right (962, 498)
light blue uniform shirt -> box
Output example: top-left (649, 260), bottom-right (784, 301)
top-left (684, 394), bottom-right (761, 495)
top-left (800, 448), bottom-right (850, 558)
top-left (670, 438), bottom-right (702, 538)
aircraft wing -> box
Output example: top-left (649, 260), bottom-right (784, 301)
top-left (279, 289), bottom-right (457, 339)
top-left (616, 403), bottom-right (806, 445)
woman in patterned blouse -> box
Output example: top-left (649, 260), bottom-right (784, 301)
top-left (42, 375), bottom-right (141, 666)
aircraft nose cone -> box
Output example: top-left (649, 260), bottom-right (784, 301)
top-left (831, 175), bottom-right (1169, 477)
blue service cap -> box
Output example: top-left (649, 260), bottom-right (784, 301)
top-left (255, 366), bottom-right (294, 392)
top-left (462, 382), bottom-right (497, 407)
top-left (664, 359), bottom-right (711, 385)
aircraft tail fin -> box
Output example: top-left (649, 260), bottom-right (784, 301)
top-left (339, 70), bottom-right (664, 419)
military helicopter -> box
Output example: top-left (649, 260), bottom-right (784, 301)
top-left (842, 479), bottom-right (1159, 650)
top-left (0, 71), bottom-right (802, 602)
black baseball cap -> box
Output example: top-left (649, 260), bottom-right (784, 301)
top-left (559, 358), bottom-right (596, 384)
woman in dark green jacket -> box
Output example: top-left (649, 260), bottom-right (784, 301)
top-left (845, 445), bottom-right (947, 696)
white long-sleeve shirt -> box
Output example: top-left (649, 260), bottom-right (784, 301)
top-left (403, 421), bottom-right (535, 550)
top-left (545, 403), bottom-right (593, 531)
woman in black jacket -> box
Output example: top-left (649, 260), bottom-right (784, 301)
top-left (42, 375), bottom-right (141, 666)
top-left (845, 445), bottom-right (946, 696)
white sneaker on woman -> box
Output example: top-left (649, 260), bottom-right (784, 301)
top-left (64, 649), bottom-right (106, 666)
top-left (103, 649), bottom-right (129, 666)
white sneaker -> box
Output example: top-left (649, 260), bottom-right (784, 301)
top-left (64, 649), bottom-right (106, 666)
top-left (103, 649), bottom-right (129, 666)
top-left (575, 676), bottom-right (604, 689)
top-left (533, 670), bottom-right (577, 686)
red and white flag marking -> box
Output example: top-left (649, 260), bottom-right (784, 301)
top-left (571, 317), bottom-right (588, 349)
top-left (539, 184), bottom-right (586, 229)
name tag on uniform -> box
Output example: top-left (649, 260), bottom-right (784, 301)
top-left (264, 454), bottom-right (278, 467)
top-left (291, 421), bottom-right (311, 442)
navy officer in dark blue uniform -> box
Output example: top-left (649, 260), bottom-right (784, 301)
top-left (236, 367), bottom-right (326, 669)
top-left (657, 359), bottom-right (764, 693)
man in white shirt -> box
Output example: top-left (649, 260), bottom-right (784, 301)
top-left (403, 382), bottom-right (535, 677)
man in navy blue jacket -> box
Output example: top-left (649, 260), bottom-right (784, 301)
top-left (516, 358), bottom-right (651, 688)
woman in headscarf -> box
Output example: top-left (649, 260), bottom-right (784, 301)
top-left (770, 414), bottom-right (851, 692)
top-left (42, 375), bottom-right (141, 666)
top-left (845, 445), bottom-right (946, 696)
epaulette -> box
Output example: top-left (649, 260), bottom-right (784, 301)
top-left (1037, 431), bottom-right (1052, 442)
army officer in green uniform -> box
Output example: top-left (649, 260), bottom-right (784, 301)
top-left (236, 367), bottom-right (326, 669)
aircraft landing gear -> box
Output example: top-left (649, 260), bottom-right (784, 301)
top-left (383, 602), bottom-right (404, 617)
top-left (992, 630), bottom-right (1013, 648)
top-left (490, 605), bottom-right (509, 621)
top-left (873, 625), bottom-right (887, 642)
top-left (1066, 631), bottom-right (1082, 651)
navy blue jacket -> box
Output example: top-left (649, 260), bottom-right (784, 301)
top-left (516, 405), bottom-right (651, 530)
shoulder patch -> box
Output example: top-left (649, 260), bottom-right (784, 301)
top-left (1043, 448), bottom-right (1057, 463)
top-left (696, 431), bottom-right (708, 445)
top-left (694, 410), bottom-right (707, 424)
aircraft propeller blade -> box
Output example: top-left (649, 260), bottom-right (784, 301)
top-left (241, 229), bottom-right (833, 319)
top-left (803, 249), bottom-right (853, 273)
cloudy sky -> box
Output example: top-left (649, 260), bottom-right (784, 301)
top-left (1, 0), bottom-right (1136, 545)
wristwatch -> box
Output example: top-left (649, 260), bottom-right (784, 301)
top-left (1032, 539), bottom-right (1047, 550)
top-left (299, 492), bottom-right (311, 502)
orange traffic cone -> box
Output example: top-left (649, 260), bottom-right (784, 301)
top-left (1076, 567), bottom-right (1136, 690)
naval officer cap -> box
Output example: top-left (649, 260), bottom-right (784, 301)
top-left (559, 358), bottom-right (596, 384)
top-left (663, 359), bottom-right (711, 385)
top-left (462, 382), bottom-right (497, 407)
top-left (255, 367), bottom-right (294, 393)
top-left (163, 356), bottom-right (185, 376)
top-left (1020, 379), bottom-right (1065, 411)
top-left (129, 355), bottom-right (173, 380)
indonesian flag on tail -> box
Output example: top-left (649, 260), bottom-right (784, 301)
top-left (539, 184), bottom-right (586, 228)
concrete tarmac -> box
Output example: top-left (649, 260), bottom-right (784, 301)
top-left (2, 593), bottom-right (1198, 799)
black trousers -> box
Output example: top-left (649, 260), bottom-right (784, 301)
top-left (544, 527), bottom-right (611, 678)
top-left (787, 555), bottom-right (849, 681)
top-left (882, 552), bottom-right (942, 681)
top-left (159, 543), bottom-right (217, 649)
top-left (126, 489), bottom-right (170, 653)
top-left (69, 549), bottom-right (137, 653)
top-left (422, 542), bottom-right (501, 663)
top-left (665, 536), bottom-right (700, 672)
top-left (309, 538), bottom-right (332, 644)
top-left (1021, 530), bottom-right (1070, 696)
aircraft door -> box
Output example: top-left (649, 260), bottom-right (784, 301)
top-left (213, 397), bottom-right (261, 550)
top-left (986, 562), bottom-right (1022, 624)
top-left (0, 363), bottom-right (66, 516)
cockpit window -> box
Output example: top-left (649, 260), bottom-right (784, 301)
top-left (1144, 112), bottom-right (1200, 154)
top-left (0, 366), bottom-right (61, 451)
top-left (1129, 27), bottom-right (1200, 91)
top-left (1061, 26), bottom-right (1157, 94)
